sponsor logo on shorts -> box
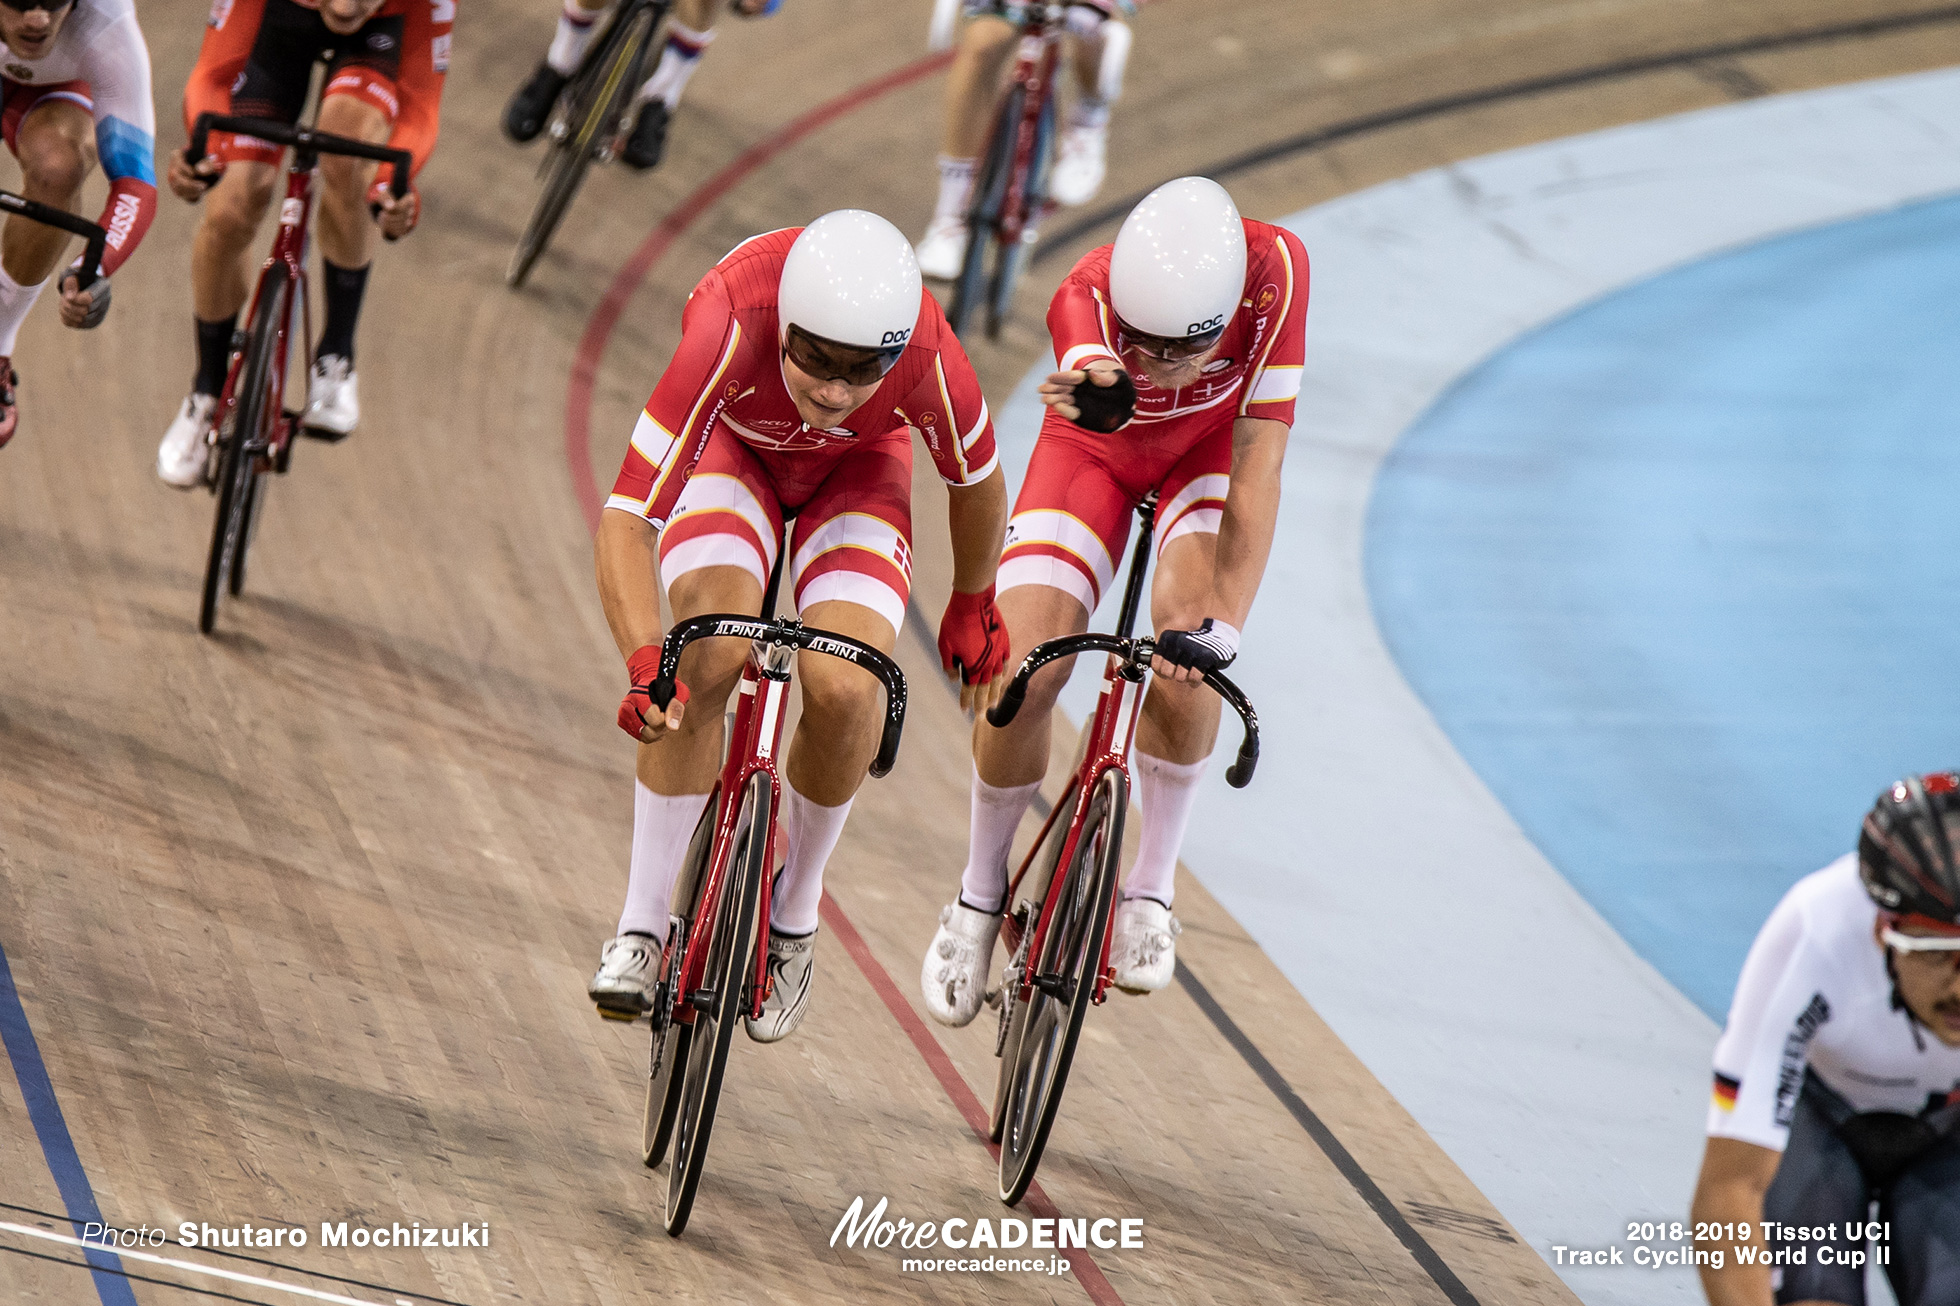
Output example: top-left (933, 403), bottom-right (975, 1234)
top-left (367, 31), bottom-right (396, 50)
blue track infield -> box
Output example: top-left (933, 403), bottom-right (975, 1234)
top-left (1366, 191), bottom-right (1960, 1020)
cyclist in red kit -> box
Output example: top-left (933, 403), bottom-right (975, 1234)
top-left (156, 0), bottom-right (450, 487)
top-left (922, 177), bottom-right (1307, 1025)
top-left (595, 210), bottom-right (1011, 1042)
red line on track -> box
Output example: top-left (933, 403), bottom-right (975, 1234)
top-left (563, 55), bottom-right (1126, 1306)
top-left (563, 51), bottom-right (954, 532)
top-left (821, 892), bottom-right (1126, 1306)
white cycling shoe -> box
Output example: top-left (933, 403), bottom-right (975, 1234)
top-left (921, 900), bottom-right (1002, 1027)
top-left (303, 354), bottom-right (359, 439)
top-left (914, 216), bottom-right (969, 281)
top-left (1110, 897), bottom-right (1180, 994)
top-left (746, 928), bottom-right (815, 1043)
top-left (156, 393), bottom-right (218, 489)
top-left (589, 932), bottom-right (660, 1020)
top-left (1050, 121), bottom-right (1109, 207)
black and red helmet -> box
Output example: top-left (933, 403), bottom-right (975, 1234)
top-left (1859, 772), bottom-right (1960, 926)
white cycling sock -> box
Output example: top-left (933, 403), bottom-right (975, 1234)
top-left (617, 781), bottom-right (712, 942)
top-left (1125, 752), bottom-right (1207, 906)
top-left (1069, 96), bottom-right (1111, 132)
top-left (639, 22), bottom-right (715, 109)
top-left (960, 771), bottom-right (1042, 914)
top-left (0, 265), bottom-right (49, 358)
top-left (546, 0), bottom-right (602, 75)
top-left (772, 784), bottom-right (850, 935)
top-left (933, 155), bottom-right (978, 223)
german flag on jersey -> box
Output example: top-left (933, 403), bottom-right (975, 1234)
top-left (1712, 1073), bottom-right (1741, 1111)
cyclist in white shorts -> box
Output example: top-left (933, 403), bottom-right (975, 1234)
top-left (914, 0), bottom-right (1134, 281)
top-left (1692, 773), bottom-right (1960, 1306)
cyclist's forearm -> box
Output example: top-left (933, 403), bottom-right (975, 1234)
top-left (596, 509), bottom-right (666, 661)
top-left (947, 466), bottom-right (1008, 594)
top-left (1210, 417), bottom-right (1286, 626)
top-left (1691, 1140), bottom-right (1778, 1306)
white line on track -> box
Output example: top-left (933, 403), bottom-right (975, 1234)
top-left (0, 1220), bottom-right (418, 1305)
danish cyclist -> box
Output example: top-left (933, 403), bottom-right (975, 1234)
top-left (156, 0), bottom-right (451, 487)
top-left (594, 210), bottom-right (1012, 1042)
top-left (921, 177), bottom-right (1307, 1026)
top-left (0, 0), bottom-right (156, 446)
top-left (1692, 773), bottom-right (1960, 1306)
top-left (914, 0), bottom-right (1133, 281)
top-left (503, 0), bottom-right (778, 171)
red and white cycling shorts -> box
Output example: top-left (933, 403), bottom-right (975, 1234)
top-left (1, 79), bottom-right (92, 157)
top-left (657, 425), bottom-right (915, 637)
top-left (998, 412), bottom-right (1229, 613)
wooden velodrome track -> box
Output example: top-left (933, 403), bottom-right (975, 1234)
top-left (5, 1), bottom-right (1960, 1302)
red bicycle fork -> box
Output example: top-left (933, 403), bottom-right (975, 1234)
top-left (1002, 655), bottom-right (1146, 1007)
top-left (665, 640), bottom-right (791, 1028)
top-left (217, 160), bottom-right (317, 470)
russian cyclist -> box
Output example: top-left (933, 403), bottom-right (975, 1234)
top-left (920, 176), bottom-right (1307, 1026)
top-left (1692, 773), bottom-right (1960, 1306)
top-left (0, 0), bottom-right (156, 445)
top-left (914, 0), bottom-right (1133, 281)
top-left (594, 210), bottom-right (1012, 1042)
top-left (156, 0), bottom-right (451, 487)
top-left (503, 0), bottom-right (779, 172)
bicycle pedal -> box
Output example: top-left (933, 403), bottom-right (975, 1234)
top-left (595, 1004), bottom-right (640, 1022)
top-left (299, 422), bottom-right (351, 444)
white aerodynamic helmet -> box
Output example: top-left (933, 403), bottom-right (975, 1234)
top-left (777, 210), bottom-right (922, 381)
top-left (1108, 177), bottom-right (1247, 352)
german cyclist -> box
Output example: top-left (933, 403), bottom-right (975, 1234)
top-left (920, 176), bottom-right (1307, 1025)
top-left (596, 210), bottom-right (1011, 1042)
top-left (502, 0), bottom-right (779, 171)
top-left (1692, 773), bottom-right (1960, 1306)
top-left (914, 0), bottom-right (1133, 281)
top-left (155, 0), bottom-right (451, 487)
top-left (0, 0), bottom-right (156, 446)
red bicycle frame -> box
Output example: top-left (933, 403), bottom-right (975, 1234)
top-left (995, 6), bottom-right (1065, 248)
top-left (217, 164), bottom-right (316, 473)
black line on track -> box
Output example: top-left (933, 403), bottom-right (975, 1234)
top-left (1173, 963), bottom-right (1482, 1306)
top-left (0, 1198), bottom-right (480, 1306)
top-left (0, 1241), bottom-right (282, 1306)
top-left (1034, 2), bottom-right (1960, 264)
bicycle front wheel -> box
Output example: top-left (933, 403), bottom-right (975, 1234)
top-left (506, 2), bottom-right (659, 288)
top-left (948, 83), bottom-right (1023, 339)
top-left (199, 264), bottom-right (287, 634)
top-left (663, 770), bottom-right (769, 1237)
top-left (643, 789), bottom-right (719, 1170)
top-left (995, 765), bottom-right (1124, 1206)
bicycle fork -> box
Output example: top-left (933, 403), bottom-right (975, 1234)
top-left (667, 640), bottom-right (792, 1028)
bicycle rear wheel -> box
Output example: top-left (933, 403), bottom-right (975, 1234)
top-left (663, 770), bottom-right (769, 1236)
top-left (506, 2), bottom-right (660, 288)
top-left (994, 765), bottom-right (1124, 1206)
top-left (985, 89), bottom-right (1056, 339)
top-left (643, 789), bottom-right (719, 1170)
top-left (948, 84), bottom-right (1022, 339)
top-left (199, 265), bottom-right (287, 635)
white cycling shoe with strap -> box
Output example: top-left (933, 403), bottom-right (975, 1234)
top-left (157, 392), bottom-right (218, 488)
top-left (914, 216), bottom-right (969, 282)
top-left (588, 932), bottom-right (660, 1020)
top-left (303, 354), bottom-right (359, 439)
top-left (1050, 120), bottom-right (1109, 207)
top-left (746, 927), bottom-right (815, 1043)
top-left (1110, 896), bottom-right (1180, 994)
top-left (921, 900), bottom-right (1002, 1027)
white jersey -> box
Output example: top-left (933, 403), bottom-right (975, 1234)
top-left (1, 0), bottom-right (155, 186)
top-left (1707, 854), bottom-right (1960, 1151)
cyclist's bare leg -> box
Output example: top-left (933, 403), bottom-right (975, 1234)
top-left (191, 162), bottom-right (280, 322)
top-left (2, 101), bottom-right (93, 285)
top-left (941, 15), bottom-right (1019, 159)
top-left (313, 95), bottom-right (390, 275)
top-left (768, 599), bottom-right (896, 933)
top-left (637, 562), bottom-right (760, 797)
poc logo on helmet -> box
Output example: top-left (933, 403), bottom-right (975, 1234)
top-left (1185, 314), bottom-right (1225, 336)
top-left (881, 328), bottom-right (912, 347)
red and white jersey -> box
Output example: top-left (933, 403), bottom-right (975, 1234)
top-left (608, 228), bottom-right (999, 529)
top-left (1048, 218), bottom-right (1309, 438)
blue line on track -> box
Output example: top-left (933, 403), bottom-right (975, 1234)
top-left (1366, 191), bottom-right (1960, 1018)
top-left (0, 941), bottom-right (138, 1305)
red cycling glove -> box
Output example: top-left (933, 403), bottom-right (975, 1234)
top-left (617, 644), bottom-right (689, 741)
top-left (938, 585), bottom-right (1009, 686)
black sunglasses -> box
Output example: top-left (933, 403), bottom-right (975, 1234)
top-left (782, 323), bottom-right (905, 387)
top-left (1117, 317), bottom-right (1226, 362)
top-left (0, 0), bottom-right (75, 13)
